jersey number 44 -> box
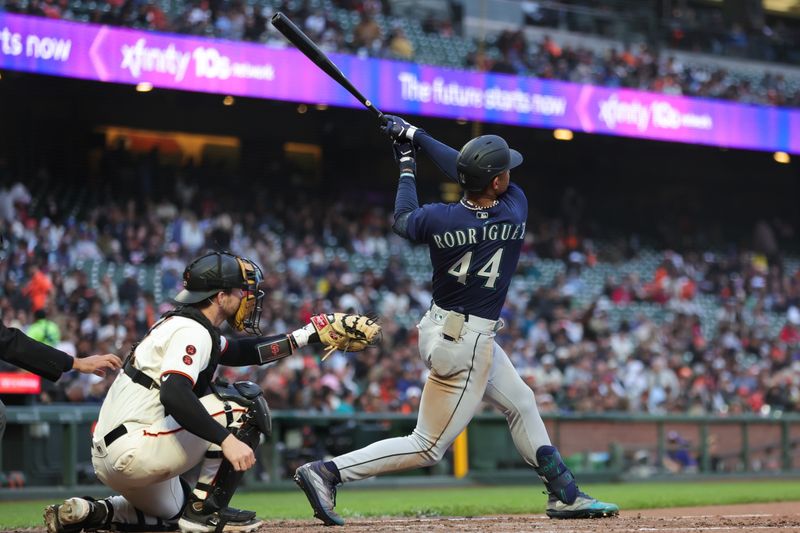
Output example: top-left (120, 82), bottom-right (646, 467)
top-left (447, 249), bottom-right (504, 289)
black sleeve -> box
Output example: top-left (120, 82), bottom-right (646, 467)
top-left (222, 334), bottom-right (290, 366)
top-left (160, 373), bottom-right (230, 445)
top-left (0, 322), bottom-right (73, 381)
top-left (222, 333), bottom-right (323, 366)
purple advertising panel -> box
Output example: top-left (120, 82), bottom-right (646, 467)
top-left (1, 13), bottom-right (798, 153)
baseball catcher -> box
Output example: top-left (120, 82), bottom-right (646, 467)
top-left (44, 251), bottom-right (379, 533)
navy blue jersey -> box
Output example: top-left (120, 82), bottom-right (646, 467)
top-left (404, 182), bottom-right (527, 320)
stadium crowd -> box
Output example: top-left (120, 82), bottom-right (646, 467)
top-left (474, 30), bottom-right (800, 107)
top-left (2, 0), bottom-right (799, 107)
top-left (0, 144), bottom-right (798, 419)
top-left (522, 0), bottom-right (800, 66)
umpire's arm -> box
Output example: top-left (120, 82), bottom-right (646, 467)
top-left (0, 321), bottom-right (74, 381)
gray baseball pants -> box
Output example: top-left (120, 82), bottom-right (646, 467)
top-left (333, 303), bottom-right (551, 482)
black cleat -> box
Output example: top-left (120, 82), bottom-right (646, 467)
top-left (178, 498), bottom-right (261, 532)
top-left (294, 461), bottom-right (344, 526)
top-left (44, 497), bottom-right (110, 533)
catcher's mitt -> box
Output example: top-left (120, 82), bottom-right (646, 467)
top-left (310, 313), bottom-right (381, 360)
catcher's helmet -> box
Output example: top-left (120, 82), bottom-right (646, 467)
top-left (456, 135), bottom-right (523, 191)
top-left (174, 251), bottom-right (254, 304)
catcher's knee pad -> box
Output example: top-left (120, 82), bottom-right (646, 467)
top-left (534, 445), bottom-right (578, 505)
top-left (211, 379), bottom-right (272, 438)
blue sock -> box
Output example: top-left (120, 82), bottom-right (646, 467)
top-left (324, 461), bottom-right (342, 484)
top-left (535, 445), bottom-right (578, 505)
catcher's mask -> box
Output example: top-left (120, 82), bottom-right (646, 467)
top-left (174, 251), bottom-right (265, 335)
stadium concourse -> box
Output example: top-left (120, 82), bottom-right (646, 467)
top-left (2, 0), bottom-right (800, 107)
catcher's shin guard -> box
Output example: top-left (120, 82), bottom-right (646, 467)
top-left (203, 423), bottom-right (262, 512)
top-left (200, 381), bottom-right (272, 512)
top-left (534, 445), bottom-right (578, 505)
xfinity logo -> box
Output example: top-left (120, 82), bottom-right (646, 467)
top-left (598, 94), bottom-right (650, 132)
top-left (598, 94), bottom-right (714, 132)
top-left (121, 39), bottom-right (191, 82)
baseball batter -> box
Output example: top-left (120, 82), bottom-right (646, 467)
top-left (295, 117), bottom-right (619, 526)
top-left (44, 251), bottom-right (379, 533)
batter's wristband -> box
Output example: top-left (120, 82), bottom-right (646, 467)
top-left (399, 160), bottom-right (416, 175)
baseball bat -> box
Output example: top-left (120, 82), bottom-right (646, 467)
top-left (271, 12), bottom-right (384, 122)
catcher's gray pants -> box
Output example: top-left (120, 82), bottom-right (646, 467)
top-left (333, 303), bottom-right (551, 482)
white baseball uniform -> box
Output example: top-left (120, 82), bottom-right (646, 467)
top-left (91, 316), bottom-right (242, 528)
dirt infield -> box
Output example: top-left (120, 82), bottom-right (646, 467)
top-left (13, 501), bottom-right (800, 532)
top-left (255, 501), bottom-right (800, 532)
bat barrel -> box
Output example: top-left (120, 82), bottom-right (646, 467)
top-left (271, 12), bottom-right (384, 122)
top-left (271, 13), bottom-right (320, 58)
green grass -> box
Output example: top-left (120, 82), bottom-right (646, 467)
top-left (3, 480), bottom-right (800, 528)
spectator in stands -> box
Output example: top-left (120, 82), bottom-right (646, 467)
top-left (387, 27), bottom-right (414, 60)
top-left (663, 431), bottom-right (698, 473)
top-left (304, 8), bottom-right (327, 39)
top-left (27, 309), bottom-right (60, 347)
top-left (779, 306), bottom-right (800, 345)
top-left (22, 264), bottom-right (53, 313)
top-left (645, 357), bottom-right (680, 413)
top-left (531, 353), bottom-right (563, 396)
top-left (352, 12), bottom-right (382, 56)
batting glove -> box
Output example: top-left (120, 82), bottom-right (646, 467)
top-left (381, 115), bottom-right (419, 142)
top-left (392, 141), bottom-right (416, 174)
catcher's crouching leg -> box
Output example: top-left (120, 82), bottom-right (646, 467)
top-left (179, 381), bottom-right (272, 533)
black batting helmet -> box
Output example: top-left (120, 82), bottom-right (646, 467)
top-left (456, 135), bottom-right (523, 191)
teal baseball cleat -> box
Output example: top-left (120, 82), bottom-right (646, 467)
top-left (545, 490), bottom-right (619, 518)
